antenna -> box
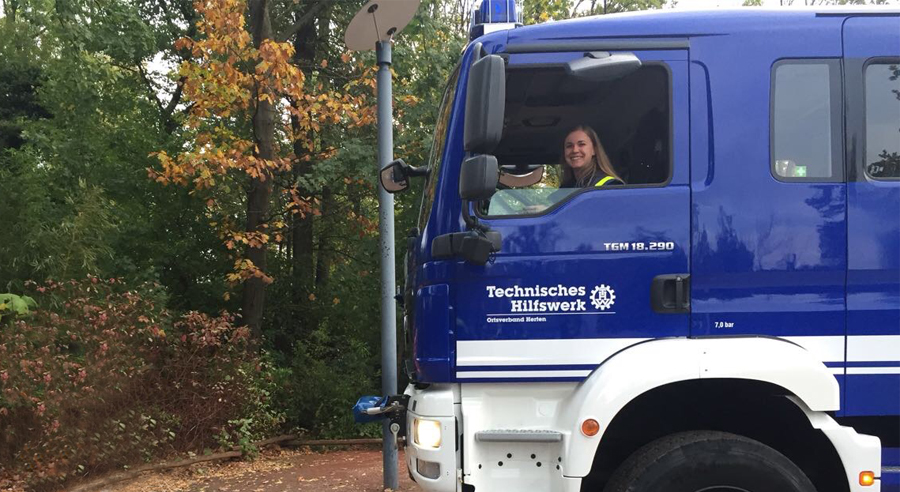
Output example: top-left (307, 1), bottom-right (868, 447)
top-left (344, 2), bottom-right (420, 491)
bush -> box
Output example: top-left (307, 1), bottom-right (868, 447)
top-left (0, 277), bottom-right (275, 491)
top-left (280, 331), bottom-right (382, 440)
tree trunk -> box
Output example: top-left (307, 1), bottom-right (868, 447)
top-left (290, 109), bottom-right (315, 303)
top-left (289, 6), bottom-right (320, 338)
top-left (315, 185), bottom-right (333, 288)
top-left (242, 0), bottom-right (275, 338)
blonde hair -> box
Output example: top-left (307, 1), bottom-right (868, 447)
top-left (560, 125), bottom-right (622, 187)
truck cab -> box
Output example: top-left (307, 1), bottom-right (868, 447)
top-left (381, 6), bottom-right (899, 492)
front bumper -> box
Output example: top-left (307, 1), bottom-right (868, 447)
top-left (405, 384), bottom-right (459, 492)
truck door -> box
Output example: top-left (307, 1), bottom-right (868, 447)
top-left (689, 28), bottom-right (848, 390)
top-left (451, 48), bottom-right (691, 381)
top-left (842, 15), bottom-right (900, 418)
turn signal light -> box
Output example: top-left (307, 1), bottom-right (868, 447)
top-left (581, 418), bottom-right (600, 437)
top-left (859, 471), bottom-right (875, 486)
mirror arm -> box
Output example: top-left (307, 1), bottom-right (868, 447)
top-left (453, 200), bottom-right (500, 266)
top-left (406, 165), bottom-right (430, 178)
top-left (392, 159), bottom-right (429, 179)
top-left (461, 200), bottom-right (489, 233)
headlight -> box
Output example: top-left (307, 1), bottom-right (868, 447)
top-left (414, 418), bottom-right (442, 448)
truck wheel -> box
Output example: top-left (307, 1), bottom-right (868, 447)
top-left (603, 431), bottom-right (816, 492)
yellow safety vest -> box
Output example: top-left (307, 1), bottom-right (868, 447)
top-left (594, 176), bottom-right (616, 187)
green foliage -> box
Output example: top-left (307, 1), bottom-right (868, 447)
top-left (283, 334), bottom-right (382, 439)
top-left (0, 293), bottom-right (37, 324)
top-left (523, 0), bottom-right (573, 23)
top-left (0, 0), bottom-right (235, 312)
top-left (27, 181), bottom-right (119, 281)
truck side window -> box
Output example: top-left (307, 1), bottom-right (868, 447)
top-left (481, 64), bottom-right (671, 217)
top-left (771, 60), bottom-right (842, 181)
top-left (418, 66), bottom-right (461, 230)
top-left (864, 62), bottom-right (900, 179)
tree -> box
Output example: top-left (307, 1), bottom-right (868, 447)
top-left (523, 0), bottom-right (572, 23)
top-left (574, 0), bottom-right (667, 15)
top-left (0, 0), bottom-right (178, 290)
top-left (152, 0), bottom-right (373, 337)
top-left (523, 0), bottom-right (666, 22)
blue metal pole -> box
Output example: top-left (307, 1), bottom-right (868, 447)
top-left (376, 40), bottom-right (399, 491)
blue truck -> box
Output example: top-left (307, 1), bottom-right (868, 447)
top-left (361, 3), bottom-right (900, 491)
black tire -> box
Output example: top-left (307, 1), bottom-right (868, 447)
top-left (603, 431), bottom-right (816, 492)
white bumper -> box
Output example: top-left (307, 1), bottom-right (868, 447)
top-left (405, 384), bottom-right (459, 492)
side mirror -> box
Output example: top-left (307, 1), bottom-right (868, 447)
top-left (464, 53), bottom-right (506, 154)
top-left (566, 51), bottom-right (642, 82)
top-left (459, 155), bottom-right (499, 201)
top-left (379, 159), bottom-right (429, 194)
top-left (499, 165), bottom-right (544, 188)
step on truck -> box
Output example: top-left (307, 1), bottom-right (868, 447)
top-left (356, 2), bottom-right (900, 491)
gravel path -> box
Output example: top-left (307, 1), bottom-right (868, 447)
top-left (97, 448), bottom-right (418, 492)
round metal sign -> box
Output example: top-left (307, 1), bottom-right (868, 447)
top-left (344, 0), bottom-right (420, 51)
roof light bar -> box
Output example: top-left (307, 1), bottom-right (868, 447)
top-left (469, 0), bottom-right (523, 41)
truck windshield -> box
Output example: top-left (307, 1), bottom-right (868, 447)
top-left (418, 65), bottom-right (462, 229)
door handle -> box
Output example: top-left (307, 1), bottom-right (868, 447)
top-left (651, 274), bottom-right (690, 314)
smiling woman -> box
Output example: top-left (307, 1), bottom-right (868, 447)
top-left (560, 125), bottom-right (624, 188)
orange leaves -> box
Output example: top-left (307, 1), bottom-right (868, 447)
top-left (401, 94), bottom-right (420, 107)
top-left (256, 60), bottom-right (272, 74)
top-left (285, 188), bottom-right (317, 218)
top-left (149, 151), bottom-right (189, 187)
top-left (174, 36), bottom-right (194, 51)
top-left (227, 259), bottom-right (274, 285)
top-left (227, 231), bottom-right (270, 250)
top-left (152, 0), bottom-right (383, 296)
top-left (256, 39), bottom-right (304, 101)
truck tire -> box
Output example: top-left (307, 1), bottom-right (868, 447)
top-left (603, 431), bottom-right (816, 492)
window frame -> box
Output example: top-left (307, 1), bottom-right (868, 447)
top-left (476, 60), bottom-right (676, 220)
top-left (769, 58), bottom-right (845, 184)
top-left (861, 57), bottom-right (900, 182)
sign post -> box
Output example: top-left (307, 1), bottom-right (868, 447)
top-left (344, 1), bottom-right (419, 489)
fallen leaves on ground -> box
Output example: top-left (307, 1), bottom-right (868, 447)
top-left (98, 447), bottom-right (417, 492)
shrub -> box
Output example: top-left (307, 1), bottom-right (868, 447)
top-left (0, 277), bottom-right (272, 491)
top-left (280, 331), bottom-right (382, 440)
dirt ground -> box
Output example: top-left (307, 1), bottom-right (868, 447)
top-left (95, 447), bottom-right (419, 492)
